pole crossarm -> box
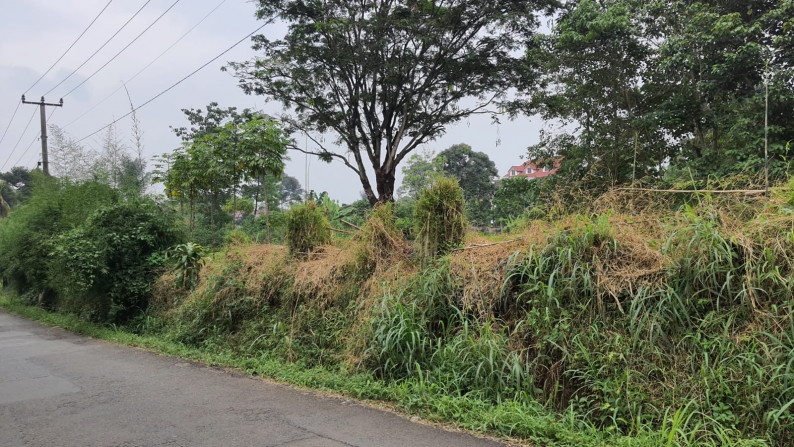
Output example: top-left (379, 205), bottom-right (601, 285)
top-left (21, 95), bottom-right (64, 108)
top-left (20, 95), bottom-right (64, 176)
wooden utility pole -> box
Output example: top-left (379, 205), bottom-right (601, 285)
top-left (21, 95), bottom-right (63, 176)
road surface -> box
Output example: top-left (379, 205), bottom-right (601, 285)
top-left (0, 310), bottom-right (504, 447)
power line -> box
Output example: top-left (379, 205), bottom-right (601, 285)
top-left (62, 0), bottom-right (228, 130)
top-left (75, 22), bottom-right (268, 144)
top-left (43, 0), bottom-right (153, 97)
top-left (0, 102), bottom-right (21, 148)
top-left (25, 0), bottom-right (115, 94)
top-left (1, 107), bottom-right (38, 171)
top-left (13, 108), bottom-right (59, 170)
top-left (62, 0), bottom-right (182, 98)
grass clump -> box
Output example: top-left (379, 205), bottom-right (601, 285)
top-left (352, 203), bottom-right (408, 275)
top-left (285, 201), bottom-right (331, 257)
top-left (415, 177), bottom-right (466, 258)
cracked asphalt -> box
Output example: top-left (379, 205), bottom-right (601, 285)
top-left (0, 310), bottom-right (504, 447)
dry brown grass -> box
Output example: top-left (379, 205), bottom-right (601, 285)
top-left (450, 236), bottom-right (533, 321)
top-left (150, 271), bottom-right (186, 313)
top-left (291, 245), bottom-right (356, 308)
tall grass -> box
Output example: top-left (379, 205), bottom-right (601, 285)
top-left (10, 183), bottom-right (793, 446)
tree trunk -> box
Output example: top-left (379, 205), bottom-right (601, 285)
top-left (254, 177), bottom-right (260, 220)
top-left (210, 189), bottom-right (216, 250)
top-left (189, 194), bottom-right (195, 238)
top-left (232, 183), bottom-right (238, 229)
top-left (374, 168), bottom-right (396, 204)
top-left (262, 175), bottom-right (271, 243)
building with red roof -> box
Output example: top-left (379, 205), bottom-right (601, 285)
top-left (503, 159), bottom-right (562, 179)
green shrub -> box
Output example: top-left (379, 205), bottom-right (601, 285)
top-left (223, 228), bottom-right (251, 247)
top-left (414, 177), bottom-right (465, 258)
top-left (238, 209), bottom-right (288, 244)
top-left (393, 197), bottom-right (416, 238)
top-left (0, 175), bottom-right (117, 296)
top-left (47, 200), bottom-right (184, 322)
top-left (169, 242), bottom-right (206, 290)
top-left (285, 201), bottom-right (331, 256)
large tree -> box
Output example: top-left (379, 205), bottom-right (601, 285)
top-left (526, 0), bottom-right (669, 187)
top-left (155, 105), bottom-right (287, 242)
top-left (645, 0), bottom-right (794, 179)
top-left (437, 143), bottom-right (497, 201)
top-left (229, 0), bottom-right (556, 205)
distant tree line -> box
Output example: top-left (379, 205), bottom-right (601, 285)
top-left (523, 0), bottom-right (794, 188)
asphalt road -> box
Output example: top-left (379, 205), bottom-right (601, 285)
top-left (0, 310), bottom-right (505, 447)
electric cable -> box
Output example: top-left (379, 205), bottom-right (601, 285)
top-left (1, 107), bottom-right (38, 171)
top-left (62, 0), bottom-right (228, 130)
top-left (25, 0), bottom-right (115, 94)
top-left (0, 101), bottom-right (21, 148)
top-left (62, 0), bottom-right (182, 98)
top-left (75, 22), bottom-right (267, 144)
top-left (43, 0), bottom-right (153, 97)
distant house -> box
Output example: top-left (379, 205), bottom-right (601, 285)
top-left (233, 208), bottom-right (268, 221)
top-left (503, 159), bottom-right (562, 180)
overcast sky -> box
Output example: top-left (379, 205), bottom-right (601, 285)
top-left (0, 0), bottom-right (545, 204)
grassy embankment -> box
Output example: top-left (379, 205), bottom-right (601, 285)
top-left (3, 185), bottom-right (793, 447)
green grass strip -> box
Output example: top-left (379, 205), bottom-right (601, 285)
top-left (0, 292), bottom-right (764, 447)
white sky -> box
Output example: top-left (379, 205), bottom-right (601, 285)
top-left (0, 0), bottom-right (544, 204)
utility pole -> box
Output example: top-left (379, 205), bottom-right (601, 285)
top-left (21, 95), bottom-right (63, 176)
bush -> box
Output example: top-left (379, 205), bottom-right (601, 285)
top-left (414, 177), bottom-right (465, 258)
top-left (169, 242), bottom-right (206, 290)
top-left (223, 228), bottom-right (251, 247)
top-left (238, 209), bottom-right (288, 244)
top-left (285, 201), bottom-right (331, 256)
top-left (0, 175), bottom-right (118, 296)
top-left (47, 200), bottom-right (184, 322)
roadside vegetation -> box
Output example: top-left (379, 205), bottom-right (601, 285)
top-left (2, 170), bottom-right (792, 446)
top-left (2, 1), bottom-right (793, 445)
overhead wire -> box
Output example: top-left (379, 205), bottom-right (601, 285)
top-left (25, 0), bottom-right (115, 95)
top-left (43, 0), bottom-right (153, 97)
top-left (62, 0), bottom-right (182, 99)
top-left (62, 0), bottom-right (228, 130)
top-left (75, 22), bottom-right (268, 144)
top-left (13, 108), bottom-right (59, 169)
top-left (0, 101), bottom-right (21, 148)
top-left (1, 107), bottom-right (38, 171)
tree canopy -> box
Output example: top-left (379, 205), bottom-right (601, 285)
top-left (437, 143), bottom-right (498, 202)
top-left (398, 149), bottom-right (446, 200)
top-left (525, 0), bottom-right (794, 188)
top-left (229, 0), bottom-right (556, 204)
top-left (154, 104), bottom-right (288, 237)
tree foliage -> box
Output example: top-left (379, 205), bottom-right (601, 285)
top-left (526, 0), bottom-right (794, 188)
top-left (229, 0), bottom-right (556, 204)
top-left (492, 176), bottom-right (542, 223)
top-left (436, 143), bottom-right (498, 225)
top-left (398, 149), bottom-right (446, 200)
top-left (0, 167), bottom-right (33, 210)
top-left (154, 104), bottom-right (288, 240)
top-left (277, 174), bottom-right (304, 209)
